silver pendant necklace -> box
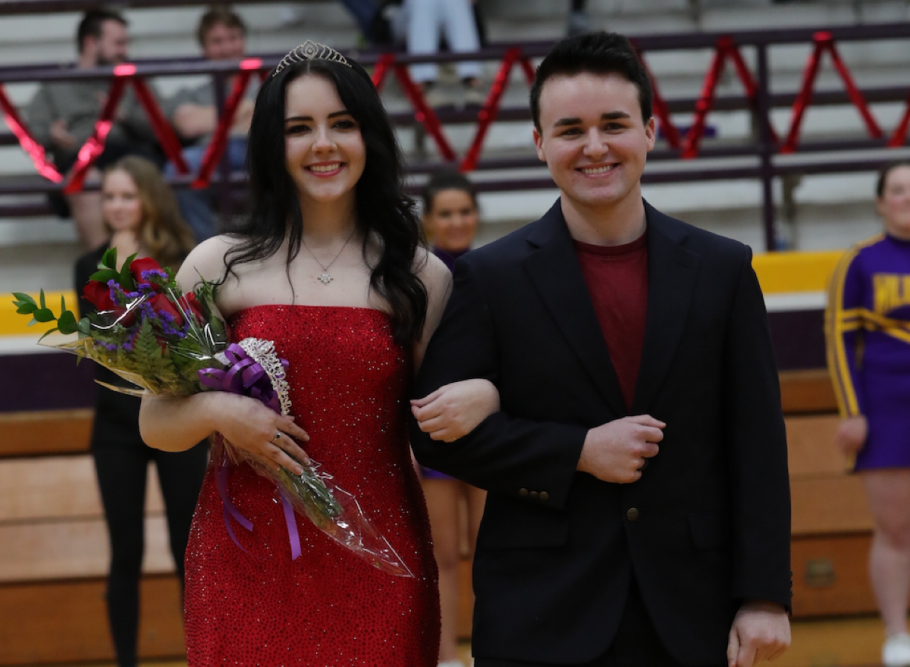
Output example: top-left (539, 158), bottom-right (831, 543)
top-left (301, 228), bottom-right (356, 285)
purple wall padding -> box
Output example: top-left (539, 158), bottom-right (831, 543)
top-left (0, 352), bottom-right (96, 413)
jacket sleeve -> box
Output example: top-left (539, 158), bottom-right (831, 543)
top-left (723, 248), bottom-right (792, 611)
top-left (825, 248), bottom-right (866, 417)
top-left (410, 256), bottom-right (587, 510)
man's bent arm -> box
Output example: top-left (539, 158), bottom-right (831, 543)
top-left (410, 256), bottom-right (587, 510)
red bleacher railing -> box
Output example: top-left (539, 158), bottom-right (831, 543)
top-left (62, 63), bottom-right (190, 194)
top-left (371, 52), bottom-right (457, 162)
top-left (656, 36), bottom-right (780, 158)
top-left (369, 46), bottom-right (537, 170)
top-left (782, 31), bottom-right (882, 154)
top-left (5, 24), bottom-right (910, 249)
top-left (192, 58), bottom-right (267, 189)
top-left (0, 84), bottom-right (62, 183)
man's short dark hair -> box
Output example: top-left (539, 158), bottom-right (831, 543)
top-left (530, 32), bottom-right (653, 131)
top-left (197, 6), bottom-right (247, 47)
top-left (77, 9), bottom-right (127, 53)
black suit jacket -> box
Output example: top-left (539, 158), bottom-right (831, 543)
top-left (410, 200), bottom-right (791, 665)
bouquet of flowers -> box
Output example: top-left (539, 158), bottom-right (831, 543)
top-left (12, 248), bottom-right (412, 577)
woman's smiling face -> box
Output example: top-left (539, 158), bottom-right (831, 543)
top-left (283, 74), bottom-right (366, 208)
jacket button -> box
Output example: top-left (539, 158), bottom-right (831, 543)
top-left (519, 488), bottom-right (529, 498)
top-left (530, 491), bottom-right (539, 500)
top-left (626, 507), bottom-right (640, 521)
top-left (539, 491), bottom-right (549, 502)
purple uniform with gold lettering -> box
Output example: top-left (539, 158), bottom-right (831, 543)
top-left (826, 234), bottom-right (910, 470)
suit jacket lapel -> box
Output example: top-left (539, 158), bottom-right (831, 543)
top-left (523, 201), bottom-right (627, 418)
top-left (631, 203), bottom-right (700, 415)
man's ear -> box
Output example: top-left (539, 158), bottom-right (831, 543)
top-left (645, 116), bottom-right (656, 152)
top-left (80, 35), bottom-right (98, 59)
top-left (533, 127), bottom-right (546, 163)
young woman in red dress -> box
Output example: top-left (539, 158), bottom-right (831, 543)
top-left (139, 43), bottom-right (497, 666)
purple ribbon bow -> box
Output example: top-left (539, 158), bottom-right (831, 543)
top-left (199, 343), bottom-right (301, 560)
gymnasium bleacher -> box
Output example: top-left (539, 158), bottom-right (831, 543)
top-left (3, 0), bottom-right (910, 664)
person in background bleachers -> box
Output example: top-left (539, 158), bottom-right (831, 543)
top-left (417, 171), bottom-right (485, 667)
top-left (338, 0), bottom-right (394, 46)
top-left (403, 0), bottom-right (485, 109)
top-left (28, 9), bottom-right (163, 251)
top-left (75, 155), bottom-right (207, 667)
top-left (825, 161), bottom-right (910, 667)
top-left (567, 0), bottom-right (591, 37)
top-left (165, 7), bottom-right (256, 243)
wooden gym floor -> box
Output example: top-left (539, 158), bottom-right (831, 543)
top-left (28, 616), bottom-right (893, 667)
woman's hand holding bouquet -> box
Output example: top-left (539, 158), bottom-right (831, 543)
top-left (209, 392), bottom-right (310, 477)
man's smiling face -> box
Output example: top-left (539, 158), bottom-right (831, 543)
top-left (533, 71), bottom-right (655, 212)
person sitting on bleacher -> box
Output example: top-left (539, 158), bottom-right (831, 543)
top-left (165, 7), bottom-right (257, 243)
top-left (403, 0), bottom-right (485, 109)
top-left (27, 8), bottom-right (163, 252)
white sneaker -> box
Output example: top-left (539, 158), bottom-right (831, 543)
top-left (883, 632), bottom-right (910, 667)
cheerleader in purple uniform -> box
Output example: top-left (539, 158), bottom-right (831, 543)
top-left (411, 172), bottom-right (487, 667)
top-left (826, 161), bottom-right (910, 667)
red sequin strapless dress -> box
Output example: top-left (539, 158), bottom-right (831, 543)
top-left (184, 305), bottom-right (440, 666)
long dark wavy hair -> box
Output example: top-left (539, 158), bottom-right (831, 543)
top-left (222, 54), bottom-right (428, 346)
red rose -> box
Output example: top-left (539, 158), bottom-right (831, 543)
top-left (184, 292), bottom-right (207, 325)
top-left (149, 293), bottom-right (184, 327)
top-left (83, 281), bottom-right (116, 311)
top-left (112, 305), bottom-right (137, 328)
top-left (130, 257), bottom-right (165, 287)
top-left (83, 281), bottom-right (137, 326)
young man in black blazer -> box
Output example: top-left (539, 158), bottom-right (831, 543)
top-left (411, 32), bottom-right (791, 667)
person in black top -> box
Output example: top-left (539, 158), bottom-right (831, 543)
top-left (74, 155), bottom-right (207, 667)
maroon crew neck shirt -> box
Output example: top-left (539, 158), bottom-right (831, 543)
top-left (573, 231), bottom-right (649, 413)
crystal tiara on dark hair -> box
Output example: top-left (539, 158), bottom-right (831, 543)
top-left (272, 40), bottom-right (352, 77)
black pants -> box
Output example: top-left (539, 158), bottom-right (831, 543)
top-left (93, 438), bottom-right (208, 667)
top-left (475, 580), bottom-right (724, 667)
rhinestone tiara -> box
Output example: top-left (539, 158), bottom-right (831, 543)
top-left (272, 40), bottom-right (352, 77)
top-left (237, 337), bottom-right (292, 417)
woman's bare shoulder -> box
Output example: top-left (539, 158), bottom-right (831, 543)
top-left (176, 235), bottom-right (242, 290)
